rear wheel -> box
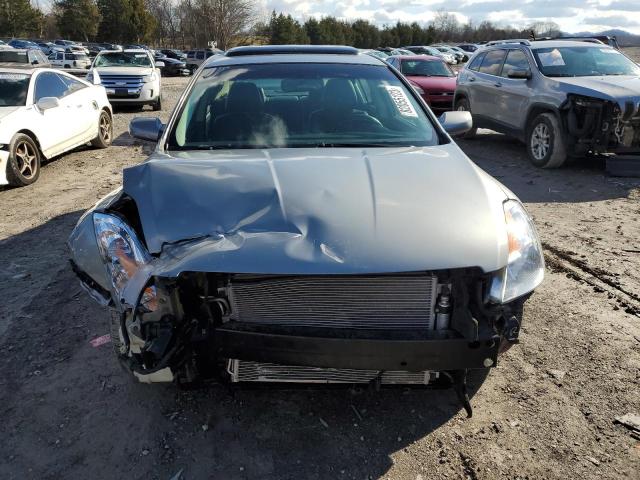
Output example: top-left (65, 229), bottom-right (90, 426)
top-left (455, 98), bottom-right (477, 139)
top-left (526, 113), bottom-right (567, 168)
top-left (6, 133), bottom-right (41, 187)
top-left (91, 110), bottom-right (113, 148)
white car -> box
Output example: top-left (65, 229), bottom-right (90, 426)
top-left (48, 51), bottom-right (92, 69)
top-left (0, 68), bottom-right (113, 187)
top-left (87, 49), bottom-right (163, 110)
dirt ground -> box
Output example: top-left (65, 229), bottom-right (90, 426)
top-left (1, 64), bottom-right (640, 480)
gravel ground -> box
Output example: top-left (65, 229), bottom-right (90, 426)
top-left (1, 67), bottom-right (639, 480)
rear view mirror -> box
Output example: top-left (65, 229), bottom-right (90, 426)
top-left (130, 117), bottom-right (164, 141)
top-left (438, 111), bottom-right (472, 136)
top-left (507, 68), bottom-right (532, 79)
top-left (36, 97), bottom-right (60, 111)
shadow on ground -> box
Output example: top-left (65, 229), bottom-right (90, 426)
top-left (458, 131), bottom-right (640, 204)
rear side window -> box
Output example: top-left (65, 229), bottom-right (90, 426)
top-left (467, 53), bottom-right (485, 71)
top-left (501, 50), bottom-right (530, 77)
top-left (59, 74), bottom-right (86, 94)
top-left (196, 51), bottom-right (204, 59)
top-left (479, 50), bottom-right (506, 76)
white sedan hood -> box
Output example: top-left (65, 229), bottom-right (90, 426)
top-left (0, 106), bottom-right (20, 122)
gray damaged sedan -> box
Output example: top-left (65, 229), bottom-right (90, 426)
top-left (68, 46), bottom-right (544, 414)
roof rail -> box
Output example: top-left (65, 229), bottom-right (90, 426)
top-left (485, 39), bottom-right (531, 46)
top-left (226, 45), bottom-right (359, 57)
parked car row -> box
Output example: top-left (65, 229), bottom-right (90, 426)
top-left (0, 47), bottom-right (168, 187)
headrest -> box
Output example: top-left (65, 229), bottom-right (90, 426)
top-left (226, 82), bottom-right (264, 113)
top-left (323, 78), bottom-right (357, 108)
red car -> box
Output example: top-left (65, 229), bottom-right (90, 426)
top-left (387, 55), bottom-right (456, 114)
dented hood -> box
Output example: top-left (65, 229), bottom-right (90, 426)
top-left (122, 145), bottom-right (510, 275)
top-left (556, 75), bottom-right (640, 111)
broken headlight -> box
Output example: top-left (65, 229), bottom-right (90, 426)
top-left (489, 200), bottom-right (544, 303)
top-left (94, 213), bottom-right (150, 299)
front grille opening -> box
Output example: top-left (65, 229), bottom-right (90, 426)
top-left (227, 273), bottom-right (438, 330)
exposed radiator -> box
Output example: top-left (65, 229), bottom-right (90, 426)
top-left (227, 274), bottom-right (437, 330)
top-left (228, 360), bottom-right (437, 385)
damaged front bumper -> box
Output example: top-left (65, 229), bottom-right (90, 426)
top-left (563, 94), bottom-right (640, 156)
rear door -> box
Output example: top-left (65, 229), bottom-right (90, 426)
top-left (472, 49), bottom-right (507, 121)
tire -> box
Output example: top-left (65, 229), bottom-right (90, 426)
top-left (6, 133), bottom-right (41, 187)
top-left (64, 64), bottom-right (70, 68)
top-left (526, 113), bottom-right (567, 168)
top-left (90, 110), bottom-right (113, 149)
top-left (455, 98), bottom-right (477, 139)
top-left (152, 95), bottom-right (162, 112)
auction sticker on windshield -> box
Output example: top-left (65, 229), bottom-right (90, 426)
top-left (385, 85), bottom-right (418, 117)
top-left (538, 49), bottom-right (565, 66)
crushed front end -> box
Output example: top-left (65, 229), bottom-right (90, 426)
top-left (114, 269), bottom-right (527, 387)
top-left (563, 94), bottom-right (640, 156)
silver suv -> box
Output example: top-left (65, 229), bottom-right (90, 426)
top-left (455, 40), bottom-right (640, 168)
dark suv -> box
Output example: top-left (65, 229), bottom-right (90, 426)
top-left (455, 40), bottom-right (640, 168)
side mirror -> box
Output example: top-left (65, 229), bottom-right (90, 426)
top-left (31, 60), bottom-right (39, 65)
top-left (155, 61), bottom-right (165, 68)
top-left (507, 68), bottom-right (532, 79)
top-left (439, 111), bottom-right (472, 136)
top-left (130, 117), bottom-right (164, 141)
top-left (36, 97), bottom-right (60, 111)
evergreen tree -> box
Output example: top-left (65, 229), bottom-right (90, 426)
top-left (269, 12), bottom-right (308, 45)
top-left (0, 0), bottom-right (43, 37)
top-left (55, 0), bottom-right (100, 41)
top-left (96, 0), bottom-right (155, 43)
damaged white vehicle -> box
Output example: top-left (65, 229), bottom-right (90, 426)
top-left (0, 68), bottom-right (112, 187)
top-left (68, 46), bottom-right (544, 415)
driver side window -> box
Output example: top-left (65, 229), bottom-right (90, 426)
top-left (34, 72), bottom-right (68, 102)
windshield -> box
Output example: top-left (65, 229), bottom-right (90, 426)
top-left (94, 52), bottom-right (151, 68)
top-left (0, 73), bottom-right (30, 106)
top-left (0, 51), bottom-right (28, 63)
top-left (532, 46), bottom-right (640, 77)
top-left (401, 59), bottom-right (454, 77)
top-left (168, 63), bottom-right (439, 150)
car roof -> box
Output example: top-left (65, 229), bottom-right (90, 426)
top-left (388, 54), bottom-right (442, 62)
top-left (529, 40), bottom-right (609, 49)
top-left (204, 45), bottom-right (384, 68)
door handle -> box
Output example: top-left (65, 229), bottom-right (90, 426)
top-left (494, 82), bottom-right (502, 87)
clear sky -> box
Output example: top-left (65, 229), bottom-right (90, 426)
top-left (258, 0), bottom-right (640, 34)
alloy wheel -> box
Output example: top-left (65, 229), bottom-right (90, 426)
top-left (15, 141), bottom-right (37, 179)
top-left (531, 123), bottom-right (550, 160)
top-left (100, 114), bottom-right (112, 143)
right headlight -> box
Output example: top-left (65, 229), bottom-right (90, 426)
top-left (489, 200), bottom-right (544, 303)
top-left (94, 213), bottom-right (150, 299)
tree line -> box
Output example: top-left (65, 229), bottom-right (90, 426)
top-left (1, 0), bottom-right (561, 49)
top-left (258, 12), bottom-right (562, 48)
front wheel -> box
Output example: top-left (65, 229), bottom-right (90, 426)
top-left (526, 113), bottom-right (567, 168)
top-left (6, 133), bottom-right (41, 187)
top-left (455, 98), bottom-right (477, 139)
top-left (91, 110), bottom-right (113, 148)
